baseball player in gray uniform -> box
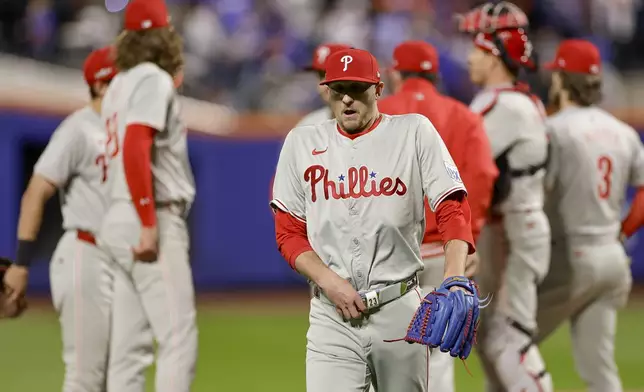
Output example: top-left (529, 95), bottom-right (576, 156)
top-left (458, 3), bottom-right (553, 391)
top-left (539, 39), bottom-right (642, 392)
top-left (271, 47), bottom-right (478, 392)
top-left (98, 1), bottom-right (197, 391)
top-left (2, 47), bottom-right (117, 391)
top-left (296, 43), bottom-right (351, 127)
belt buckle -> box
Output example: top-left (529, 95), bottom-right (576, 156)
top-left (360, 289), bottom-right (381, 310)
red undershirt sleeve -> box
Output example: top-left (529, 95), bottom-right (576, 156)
top-left (274, 210), bottom-right (313, 269)
top-left (123, 123), bottom-right (157, 227)
top-left (622, 187), bottom-right (644, 238)
top-left (435, 191), bottom-right (475, 254)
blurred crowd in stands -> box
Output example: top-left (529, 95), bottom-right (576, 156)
top-left (0, 0), bottom-right (643, 113)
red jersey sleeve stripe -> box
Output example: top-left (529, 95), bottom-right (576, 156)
top-left (123, 124), bottom-right (157, 227)
top-left (274, 209), bottom-right (312, 269)
top-left (435, 195), bottom-right (475, 254)
top-left (270, 198), bottom-right (306, 223)
top-left (430, 186), bottom-right (467, 212)
top-left (622, 187), bottom-right (644, 238)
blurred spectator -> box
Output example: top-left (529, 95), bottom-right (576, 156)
top-left (0, 0), bottom-right (28, 55)
top-left (0, 0), bottom-right (642, 112)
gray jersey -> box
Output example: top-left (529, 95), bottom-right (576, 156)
top-left (545, 106), bottom-right (644, 238)
top-left (101, 63), bottom-right (195, 208)
top-left (34, 106), bottom-right (108, 233)
top-left (270, 114), bottom-right (466, 290)
top-left (470, 86), bottom-right (548, 213)
top-left (296, 107), bottom-right (333, 127)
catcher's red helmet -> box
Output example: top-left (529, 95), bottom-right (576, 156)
top-left (456, 1), bottom-right (529, 34)
top-left (457, 2), bottom-right (537, 72)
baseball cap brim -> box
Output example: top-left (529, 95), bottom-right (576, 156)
top-left (319, 76), bottom-right (379, 85)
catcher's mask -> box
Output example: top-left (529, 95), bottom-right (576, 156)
top-left (456, 1), bottom-right (538, 73)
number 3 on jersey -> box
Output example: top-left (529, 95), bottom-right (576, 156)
top-left (96, 113), bottom-right (121, 183)
top-left (597, 155), bottom-right (613, 199)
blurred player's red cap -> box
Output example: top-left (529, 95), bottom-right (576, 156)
top-left (391, 41), bottom-right (439, 73)
top-left (83, 46), bottom-right (117, 85)
top-left (304, 43), bottom-right (352, 72)
top-left (544, 39), bottom-right (601, 75)
top-left (474, 28), bottom-right (535, 70)
top-left (320, 48), bottom-right (381, 85)
top-left (124, 0), bottom-right (170, 31)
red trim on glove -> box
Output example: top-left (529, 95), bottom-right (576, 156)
top-left (435, 191), bottom-right (475, 254)
top-left (123, 124), bottom-right (157, 227)
top-left (274, 210), bottom-right (312, 269)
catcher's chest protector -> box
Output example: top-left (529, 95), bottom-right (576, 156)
top-left (481, 86), bottom-right (549, 208)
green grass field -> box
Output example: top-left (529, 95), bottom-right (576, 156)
top-left (1, 291), bottom-right (643, 392)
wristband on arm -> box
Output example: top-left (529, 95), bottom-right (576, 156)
top-left (15, 240), bottom-right (37, 267)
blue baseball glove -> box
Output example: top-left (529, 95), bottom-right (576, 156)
top-left (404, 276), bottom-right (480, 359)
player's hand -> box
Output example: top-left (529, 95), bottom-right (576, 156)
top-left (464, 253), bottom-right (480, 279)
top-left (0, 293), bottom-right (27, 319)
top-left (3, 265), bottom-right (29, 303)
top-left (319, 274), bottom-right (366, 320)
top-left (133, 226), bottom-right (159, 262)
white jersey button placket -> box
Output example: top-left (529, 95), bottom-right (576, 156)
top-left (351, 237), bottom-right (366, 289)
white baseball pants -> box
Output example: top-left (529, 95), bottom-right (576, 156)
top-left (307, 287), bottom-right (428, 392)
top-left (50, 230), bottom-right (115, 392)
top-left (536, 236), bottom-right (631, 392)
top-left (99, 202), bottom-right (198, 392)
top-left (475, 213), bottom-right (553, 392)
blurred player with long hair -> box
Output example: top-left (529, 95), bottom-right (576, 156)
top-left (99, 0), bottom-right (197, 391)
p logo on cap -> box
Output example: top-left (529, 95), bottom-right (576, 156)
top-left (317, 46), bottom-right (331, 65)
top-left (320, 48), bottom-right (380, 85)
top-left (83, 46), bottom-right (117, 85)
top-left (341, 55), bottom-right (353, 72)
top-left (305, 43), bottom-right (351, 72)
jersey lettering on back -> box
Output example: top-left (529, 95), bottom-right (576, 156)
top-left (33, 106), bottom-right (109, 233)
top-left (546, 106), bottom-right (644, 238)
top-left (101, 62), bottom-right (195, 209)
top-left (270, 114), bottom-right (465, 290)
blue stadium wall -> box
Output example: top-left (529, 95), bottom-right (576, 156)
top-left (0, 110), bottom-right (642, 294)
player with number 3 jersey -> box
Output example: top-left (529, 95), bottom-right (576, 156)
top-left (3, 47), bottom-right (117, 391)
top-left (98, 0), bottom-right (197, 391)
top-left (539, 39), bottom-right (644, 392)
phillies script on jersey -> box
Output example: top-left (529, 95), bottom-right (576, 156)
top-left (305, 165), bottom-right (408, 202)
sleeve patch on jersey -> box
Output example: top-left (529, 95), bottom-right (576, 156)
top-left (444, 161), bottom-right (463, 183)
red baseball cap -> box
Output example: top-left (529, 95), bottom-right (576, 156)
top-left (474, 28), bottom-right (535, 70)
top-left (320, 48), bottom-right (381, 85)
top-left (544, 39), bottom-right (601, 75)
top-left (124, 0), bottom-right (170, 31)
top-left (83, 46), bottom-right (117, 85)
top-left (305, 43), bottom-right (351, 72)
top-left (392, 41), bottom-right (439, 73)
